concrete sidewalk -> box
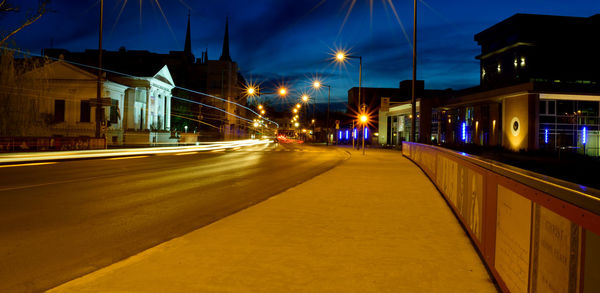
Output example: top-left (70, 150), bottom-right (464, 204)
top-left (48, 148), bottom-right (498, 292)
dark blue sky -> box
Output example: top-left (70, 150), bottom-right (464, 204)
top-left (3, 0), bottom-right (599, 103)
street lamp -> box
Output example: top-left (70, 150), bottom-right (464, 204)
top-left (335, 50), bottom-right (363, 150)
top-left (411, 0), bottom-right (417, 142)
top-left (359, 113), bottom-right (368, 155)
top-left (245, 85), bottom-right (288, 100)
top-left (246, 85), bottom-right (287, 128)
top-left (313, 80), bottom-right (332, 146)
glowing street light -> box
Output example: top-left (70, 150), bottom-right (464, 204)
top-left (245, 84), bottom-right (288, 98)
top-left (359, 113), bottom-right (369, 155)
top-left (301, 94), bottom-right (309, 103)
top-left (257, 104), bottom-right (263, 110)
top-left (360, 114), bottom-right (368, 123)
top-left (334, 50), bottom-right (362, 151)
top-left (293, 108), bottom-right (298, 114)
top-left (260, 110), bottom-right (265, 115)
top-left (296, 103), bottom-right (301, 109)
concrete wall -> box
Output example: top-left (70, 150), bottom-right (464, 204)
top-left (502, 93), bottom-right (539, 151)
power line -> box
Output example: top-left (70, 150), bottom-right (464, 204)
top-left (0, 46), bottom-right (279, 128)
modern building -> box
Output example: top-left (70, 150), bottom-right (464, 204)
top-left (381, 13), bottom-right (600, 156)
top-left (437, 13), bottom-right (600, 155)
top-left (374, 81), bottom-right (452, 147)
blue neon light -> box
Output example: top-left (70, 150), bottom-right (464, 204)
top-left (544, 128), bottom-right (549, 144)
top-left (461, 122), bottom-right (466, 141)
top-left (583, 126), bottom-right (587, 145)
top-left (338, 131), bottom-right (342, 140)
top-left (345, 129), bottom-right (349, 140)
top-left (364, 127), bottom-right (369, 139)
top-left (353, 128), bottom-right (357, 139)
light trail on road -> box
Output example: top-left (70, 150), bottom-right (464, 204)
top-left (0, 139), bottom-right (272, 164)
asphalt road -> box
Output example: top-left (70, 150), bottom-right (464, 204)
top-left (0, 142), bottom-right (348, 292)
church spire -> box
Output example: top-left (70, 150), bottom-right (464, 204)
top-left (184, 11), bottom-right (192, 59)
top-left (219, 16), bottom-right (232, 62)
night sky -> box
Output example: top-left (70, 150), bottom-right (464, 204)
top-left (2, 0), bottom-right (599, 103)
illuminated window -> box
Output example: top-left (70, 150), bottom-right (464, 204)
top-left (514, 58), bottom-right (518, 68)
top-left (481, 69), bottom-right (486, 78)
top-left (520, 57), bottom-right (526, 67)
top-left (497, 63), bottom-right (501, 73)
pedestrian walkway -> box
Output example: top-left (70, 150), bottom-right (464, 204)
top-left (48, 148), bottom-right (498, 292)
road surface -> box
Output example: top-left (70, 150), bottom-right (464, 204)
top-left (0, 143), bottom-right (347, 292)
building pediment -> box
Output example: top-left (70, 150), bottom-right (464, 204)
top-left (23, 60), bottom-right (97, 81)
top-left (154, 65), bottom-right (175, 87)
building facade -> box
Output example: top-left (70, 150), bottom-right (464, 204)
top-left (13, 60), bottom-right (176, 146)
top-left (43, 16), bottom-right (250, 142)
top-left (380, 13), bottom-right (600, 156)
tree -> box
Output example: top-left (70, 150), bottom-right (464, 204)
top-left (0, 0), bottom-right (50, 46)
top-left (0, 50), bottom-right (51, 136)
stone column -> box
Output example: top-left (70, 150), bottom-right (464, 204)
top-left (165, 93), bottom-right (171, 131)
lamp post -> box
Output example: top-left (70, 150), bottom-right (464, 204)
top-left (411, 0), bottom-right (417, 142)
top-left (301, 94), bottom-right (310, 137)
top-left (335, 51), bottom-right (363, 150)
top-left (313, 81), bottom-right (331, 146)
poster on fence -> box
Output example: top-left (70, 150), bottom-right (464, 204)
top-left (530, 204), bottom-right (580, 293)
top-left (495, 184), bottom-right (532, 293)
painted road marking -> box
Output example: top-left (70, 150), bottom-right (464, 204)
top-left (0, 162), bottom-right (57, 168)
top-left (175, 152), bottom-right (199, 156)
top-left (105, 156), bottom-right (150, 161)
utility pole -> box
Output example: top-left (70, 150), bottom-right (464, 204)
top-left (411, 0), bottom-right (417, 142)
top-left (95, 0), bottom-right (104, 138)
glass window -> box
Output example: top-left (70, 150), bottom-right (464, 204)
top-left (548, 101), bottom-right (555, 115)
top-left (577, 101), bottom-right (599, 117)
top-left (557, 100), bottom-right (574, 116)
top-left (109, 99), bottom-right (119, 124)
top-left (54, 100), bottom-right (65, 122)
top-left (539, 100), bottom-right (547, 115)
top-left (80, 100), bottom-right (91, 122)
top-left (540, 116), bottom-right (554, 124)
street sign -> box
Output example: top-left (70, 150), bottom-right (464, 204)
top-left (88, 98), bottom-right (113, 107)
